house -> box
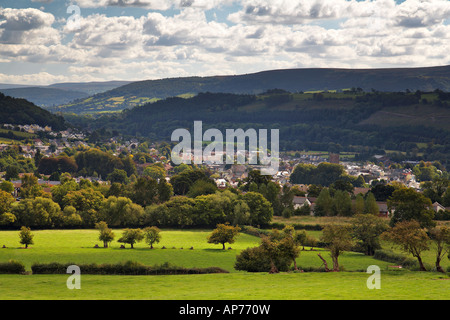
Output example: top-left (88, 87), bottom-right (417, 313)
top-left (293, 196), bottom-right (311, 209)
top-left (377, 202), bottom-right (390, 218)
top-left (215, 178), bottom-right (228, 189)
top-left (432, 202), bottom-right (446, 213)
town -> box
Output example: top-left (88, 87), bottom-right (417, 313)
top-left (1, 123), bottom-right (448, 221)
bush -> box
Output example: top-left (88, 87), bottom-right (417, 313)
top-left (269, 222), bottom-right (324, 231)
top-left (234, 246), bottom-right (291, 272)
top-left (31, 261), bottom-right (229, 275)
top-left (240, 226), bottom-right (271, 238)
top-left (373, 249), bottom-right (417, 268)
top-left (293, 266), bottom-right (329, 272)
top-left (0, 260), bottom-right (26, 274)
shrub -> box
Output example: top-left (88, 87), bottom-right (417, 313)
top-left (240, 226), bottom-right (270, 238)
top-left (31, 261), bottom-right (229, 275)
top-left (0, 260), bottom-right (25, 274)
top-left (234, 246), bottom-right (291, 272)
top-left (295, 266), bottom-right (328, 272)
top-left (373, 249), bottom-right (417, 268)
top-left (269, 222), bottom-right (323, 231)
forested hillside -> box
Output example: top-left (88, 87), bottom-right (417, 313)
top-left (71, 90), bottom-right (450, 168)
top-left (53, 65), bottom-right (450, 114)
top-left (0, 93), bottom-right (66, 130)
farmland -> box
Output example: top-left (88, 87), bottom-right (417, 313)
top-left (0, 228), bottom-right (448, 300)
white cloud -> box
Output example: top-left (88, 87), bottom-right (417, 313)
top-left (0, 8), bottom-right (59, 44)
top-left (2, 1), bottom-right (450, 85)
top-left (75, 0), bottom-right (237, 10)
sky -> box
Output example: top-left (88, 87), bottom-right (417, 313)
top-left (0, 0), bottom-right (449, 85)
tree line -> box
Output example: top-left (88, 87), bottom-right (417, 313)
top-left (0, 169), bottom-right (273, 229)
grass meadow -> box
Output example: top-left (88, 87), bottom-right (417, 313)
top-left (0, 228), bottom-right (448, 300)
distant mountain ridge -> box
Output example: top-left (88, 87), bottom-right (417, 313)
top-left (53, 65), bottom-right (450, 114)
top-left (0, 80), bottom-right (133, 108)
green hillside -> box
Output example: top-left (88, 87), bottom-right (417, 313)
top-left (0, 87), bottom-right (89, 107)
top-left (73, 90), bottom-right (450, 168)
top-left (0, 93), bottom-right (66, 131)
top-left (53, 65), bottom-right (450, 114)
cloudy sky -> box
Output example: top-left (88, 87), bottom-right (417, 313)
top-left (0, 0), bottom-right (450, 85)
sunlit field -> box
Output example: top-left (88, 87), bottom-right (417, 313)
top-left (0, 228), bottom-right (448, 300)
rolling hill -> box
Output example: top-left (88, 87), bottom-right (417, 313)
top-left (0, 80), bottom-right (133, 108)
top-left (0, 92), bottom-right (66, 131)
top-left (0, 87), bottom-right (90, 108)
top-left (53, 65), bottom-right (450, 114)
top-left (78, 90), bottom-right (450, 169)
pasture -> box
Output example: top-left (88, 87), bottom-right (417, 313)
top-left (0, 228), bottom-right (448, 300)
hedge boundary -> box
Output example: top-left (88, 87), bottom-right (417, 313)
top-left (31, 261), bottom-right (229, 275)
top-left (0, 260), bottom-right (26, 274)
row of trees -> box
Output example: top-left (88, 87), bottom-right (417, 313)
top-left (18, 222), bottom-right (241, 252)
top-left (313, 188), bottom-right (379, 217)
top-left (236, 215), bottom-right (450, 273)
top-left (0, 171), bottom-right (273, 229)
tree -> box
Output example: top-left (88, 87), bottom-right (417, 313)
top-left (118, 228), bottom-right (144, 248)
top-left (321, 225), bottom-right (353, 271)
top-left (4, 165), bottom-right (19, 181)
top-left (231, 200), bottom-right (251, 225)
top-left (130, 176), bottom-right (158, 206)
top-left (441, 186), bottom-right (450, 207)
top-left (20, 174), bottom-right (44, 199)
top-left (351, 214), bottom-right (388, 255)
top-left (279, 225), bottom-right (301, 270)
top-left (95, 221), bottom-right (115, 248)
top-left (143, 226), bottom-right (161, 249)
top-left (0, 190), bottom-right (14, 215)
top-left (260, 235), bottom-right (282, 273)
top-left (19, 226), bottom-right (34, 249)
top-left (370, 184), bottom-right (396, 201)
top-left (279, 184), bottom-right (295, 213)
top-left (62, 187), bottom-right (105, 226)
top-left (314, 188), bottom-right (333, 216)
top-left (388, 187), bottom-right (435, 228)
top-left (332, 190), bottom-right (352, 216)
top-left (207, 224), bottom-right (241, 250)
top-left (143, 164), bottom-right (166, 181)
top-left (106, 169), bottom-right (129, 184)
top-left (0, 181), bottom-right (14, 194)
top-left (353, 193), bottom-right (365, 215)
top-left (241, 192), bottom-right (273, 225)
top-left (157, 179), bottom-right (173, 203)
top-left (12, 197), bottom-right (63, 228)
top-left (100, 196), bottom-right (144, 228)
top-left (186, 179), bottom-right (218, 198)
top-left (381, 220), bottom-right (430, 271)
top-left (429, 226), bottom-right (450, 273)
top-left (364, 192), bottom-right (379, 215)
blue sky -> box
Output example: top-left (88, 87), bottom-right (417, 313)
top-left (1, 0), bottom-right (449, 85)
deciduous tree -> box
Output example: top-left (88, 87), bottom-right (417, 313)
top-left (381, 220), bottom-right (430, 271)
top-left (118, 228), bottom-right (144, 249)
top-left (429, 226), bottom-right (450, 273)
top-left (95, 221), bottom-right (115, 248)
top-left (207, 224), bottom-right (241, 250)
top-left (143, 226), bottom-right (161, 249)
top-left (19, 226), bottom-right (34, 249)
top-left (321, 225), bottom-right (353, 271)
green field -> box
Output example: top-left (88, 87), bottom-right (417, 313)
top-left (1, 271), bottom-right (448, 300)
top-left (0, 229), bottom-right (448, 300)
